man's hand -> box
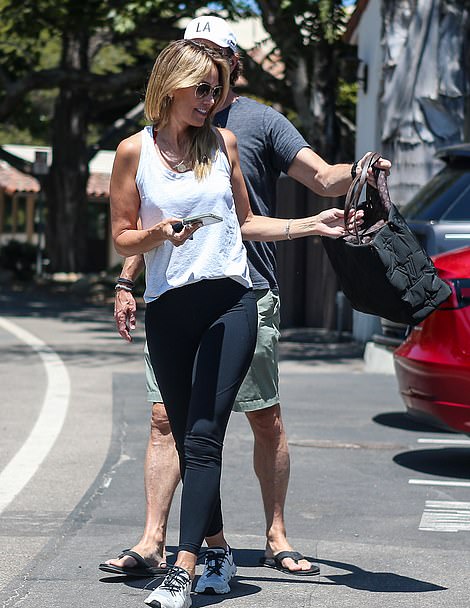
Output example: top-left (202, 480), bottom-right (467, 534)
top-left (357, 153), bottom-right (392, 187)
top-left (114, 287), bottom-right (137, 342)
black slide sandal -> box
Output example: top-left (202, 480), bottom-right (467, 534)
top-left (259, 551), bottom-right (320, 576)
top-left (99, 549), bottom-right (168, 578)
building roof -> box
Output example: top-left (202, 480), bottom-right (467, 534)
top-left (0, 145), bottom-right (113, 198)
top-left (0, 160), bottom-right (38, 195)
top-left (343, 0), bottom-right (370, 43)
top-left (88, 173), bottom-right (111, 198)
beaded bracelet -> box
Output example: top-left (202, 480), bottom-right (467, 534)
top-left (115, 283), bottom-right (133, 292)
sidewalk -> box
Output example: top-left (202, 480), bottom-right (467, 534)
top-left (280, 327), bottom-right (365, 361)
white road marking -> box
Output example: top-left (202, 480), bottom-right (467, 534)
top-left (417, 438), bottom-right (470, 446)
top-left (409, 479), bottom-right (470, 488)
top-left (419, 501), bottom-right (470, 532)
top-left (0, 317), bottom-right (70, 514)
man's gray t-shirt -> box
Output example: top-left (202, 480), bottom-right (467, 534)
top-left (213, 96), bottom-right (309, 290)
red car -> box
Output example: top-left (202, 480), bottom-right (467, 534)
top-left (394, 246), bottom-right (470, 435)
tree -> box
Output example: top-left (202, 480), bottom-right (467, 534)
top-left (0, 0), bottom-right (353, 271)
top-left (0, 0), bottom-right (254, 271)
top-left (254, 0), bottom-right (352, 162)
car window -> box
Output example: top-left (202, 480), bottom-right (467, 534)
top-left (401, 168), bottom-right (470, 221)
top-left (441, 182), bottom-right (470, 220)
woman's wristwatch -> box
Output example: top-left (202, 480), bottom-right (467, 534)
top-left (351, 161), bottom-right (359, 180)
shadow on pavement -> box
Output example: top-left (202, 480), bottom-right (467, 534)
top-left (2, 289), bottom-right (367, 367)
top-left (1, 286), bottom-right (147, 366)
top-left (314, 557), bottom-right (446, 592)
top-left (99, 546), bottom-right (323, 603)
top-left (1, 286), bottom-right (116, 325)
top-left (373, 411), bottom-right (455, 434)
top-left (100, 572), bottom-right (261, 605)
top-left (393, 447), bottom-right (470, 479)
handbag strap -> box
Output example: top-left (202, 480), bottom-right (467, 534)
top-left (344, 152), bottom-right (391, 240)
top-left (374, 168), bottom-right (392, 211)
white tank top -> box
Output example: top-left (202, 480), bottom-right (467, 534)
top-left (136, 126), bottom-right (251, 303)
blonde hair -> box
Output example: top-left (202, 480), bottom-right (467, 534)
top-left (144, 40), bottom-right (230, 181)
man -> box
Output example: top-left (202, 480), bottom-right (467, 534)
top-left (101, 15), bottom-right (390, 590)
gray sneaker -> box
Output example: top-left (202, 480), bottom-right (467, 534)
top-left (194, 546), bottom-right (237, 595)
top-left (144, 566), bottom-right (192, 608)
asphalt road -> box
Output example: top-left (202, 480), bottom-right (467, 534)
top-left (1, 289), bottom-right (469, 608)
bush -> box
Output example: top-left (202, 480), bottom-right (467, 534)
top-left (0, 240), bottom-right (37, 280)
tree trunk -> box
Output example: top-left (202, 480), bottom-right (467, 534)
top-left (308, 42), bottom-right (340, 162)
top-left (45, 35), bottom-right (90, 273)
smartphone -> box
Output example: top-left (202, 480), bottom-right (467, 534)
top-left (182, 213), bottom-right (223, 227)
top-left (172, 213), bottom-right (223, 233)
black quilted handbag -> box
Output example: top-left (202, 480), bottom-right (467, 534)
top-left (322, 153), bottom-right (451, 325)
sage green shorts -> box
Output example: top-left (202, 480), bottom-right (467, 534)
top-left (144, 288), bottom-right (280, 413)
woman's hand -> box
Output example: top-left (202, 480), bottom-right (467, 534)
top-left (315, 208), bottom-right (364, 239)
top-left (114, 217), bottom-right (201, 255)
top-left (114, 288), bottom-right (137, 342)
top-left (157, 217), bottom-right (202, 247)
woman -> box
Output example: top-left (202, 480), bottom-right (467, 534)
top-left (110, 39), bottom-right (352, 608)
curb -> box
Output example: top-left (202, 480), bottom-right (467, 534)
top-left (363, 341), bottom-right (395, 374)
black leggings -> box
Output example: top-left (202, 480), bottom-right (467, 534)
top-left (145, 278), bottom-right (257, 555)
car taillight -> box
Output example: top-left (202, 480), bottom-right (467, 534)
top-left (455, 279), bottom-right (470, 307)
top-left (441, 279), bottom-right (470, 309)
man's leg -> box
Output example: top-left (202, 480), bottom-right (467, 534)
top-left (105, 402), bottom-right (180, 569)
top-left (245, 404), bottom-right (314, 573)
top-left (140, 402), bottom-right (181, 563)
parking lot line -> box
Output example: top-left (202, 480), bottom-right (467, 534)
top-left (0, 317), bottom-right (70, 515)
top-left (409, 479), bottom-right (470, 488)
top-left (419, 500), bottom-right (470, 532)
top-left (417, 438), bottom-right (470, 446)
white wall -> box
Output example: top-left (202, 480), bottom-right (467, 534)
top-left (355, 0), bottom-right (382, 158)
top-left (352, 0), bottom-right (384, 342)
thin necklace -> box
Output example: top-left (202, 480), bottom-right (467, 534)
top-left (153, 128), bottom-right (191, 173)
top-left (159, 149), bottom-right (191, 173)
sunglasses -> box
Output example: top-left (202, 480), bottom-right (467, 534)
top-left (194, 82), bottom-right (223, 101)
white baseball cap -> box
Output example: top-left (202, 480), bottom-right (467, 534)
top-left (184, 16), bottom-right (238, 53)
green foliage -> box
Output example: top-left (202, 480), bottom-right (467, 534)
top-left (0, 0), bottom-right (258, 145)
top-left (0, 125), bottom-right (39, 145)
top-left (337, 79), bottom-right (357, 124)
top-left (0, 0), bottom-right (356, 268)
top-left (250, 1), bottom-right (355, 159)
top-left (92, 44), bottom-right (137, 75)
top-left (302, 0), bottom-right (349, 45)
top-left (0, 0), bottom-right (355, 148)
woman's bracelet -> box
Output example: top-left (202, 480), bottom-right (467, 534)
top-left (285, 219), bottom-right (293, 240)
top-left (117, 277), bottom-right (135, 287)
top-left (115, 283), bottom-right (133, 292)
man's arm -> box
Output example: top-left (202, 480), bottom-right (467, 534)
top-left (287, 148), bottom-right (391, 198)
top-left (114, 254), bottom-right (145, 342)
top-left (221, 127), bottom-right (361, 241)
